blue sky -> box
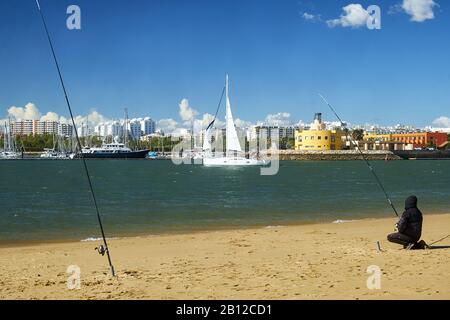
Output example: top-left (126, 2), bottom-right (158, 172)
top-left (0, 0), bottom-right (449, 130)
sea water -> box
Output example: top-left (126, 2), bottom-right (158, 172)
top-left (0, 159), bottom-right (448, 243)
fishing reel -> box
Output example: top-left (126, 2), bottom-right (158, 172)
top-left (95, 244), bottom-right (108, 256)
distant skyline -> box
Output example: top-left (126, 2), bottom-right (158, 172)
top-left (1, 0), bottom-right (449, 133)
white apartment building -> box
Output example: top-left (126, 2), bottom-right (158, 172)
top-left (141, 117), bottom-right (156, 136)
top-left (129, 119), bottom-right (142, 140)
top-left (77, 123), bottom-right (93, 137)
top-left (58, 123), bottom-right (73, 137)
top-left (127, 117), bottom-right (156, 140)
top-left (95, 121), bottom-right (124, 138)
top-left (247, 125), bottom-right (297, 141)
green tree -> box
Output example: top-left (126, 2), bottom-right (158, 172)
top-left (279, 137), bottom-right (295, 150)
top-left (351, 129), bottom-right (365, 141)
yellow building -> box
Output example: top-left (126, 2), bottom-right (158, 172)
top-left (295, 113), bottom-right (344, 151)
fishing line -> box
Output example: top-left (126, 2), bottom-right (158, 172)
top-left (35, 0), bottom-right (116, 276)
top-left (318, 94), bottom-right (399, 217)
top-left (429, 234), bottom-right (450, 246)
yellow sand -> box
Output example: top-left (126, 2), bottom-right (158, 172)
top-left (1, 214), bottom-right (450, 300)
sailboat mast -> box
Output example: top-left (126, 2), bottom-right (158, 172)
top-left (124, 108), bottom-right (128, 147)
top-left (2, 122), bottom-right (5, 150)
top-left (225, 74), bottom-right (229, 156)
top-left (8, 117), bottom-right (12, 151)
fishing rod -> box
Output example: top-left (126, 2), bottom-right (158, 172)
top-left (35, 0), bottom-right (116, 276)
top-left (318, 94), bottom-right (399, 217)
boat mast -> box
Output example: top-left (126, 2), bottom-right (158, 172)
top-left (8, 117), bottom-right (12, 152)
top-left (123, 108), bottom-right (128, 147)
top-left (2, 122), bottom-right (5, 150)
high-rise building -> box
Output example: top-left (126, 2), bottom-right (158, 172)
top-left (129, 119), bottom-right (142, 140)
top-left (9, 120), bottom-right (71, 136)
top-left (248, 125), bottom-right (297, 141)
top-left (77, 123), bottom-right (92, 137)
top-left (141, 117), bottom-right (156, 135)
top-left (58, 123), bottom-right (73, 137)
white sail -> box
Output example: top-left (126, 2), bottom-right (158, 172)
top-left (225, 74), bottom-right (242, 154)
top-left (202, 123), bottom-right (213, 151)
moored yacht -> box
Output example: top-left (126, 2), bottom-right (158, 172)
top-left (78, 142), bottom-right (149, 159)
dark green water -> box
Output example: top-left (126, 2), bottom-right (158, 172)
top-left (0, 160), bottom-right (449, 242)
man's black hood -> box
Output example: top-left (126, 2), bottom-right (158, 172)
top-left (405, 195), bottom-right (418, 210)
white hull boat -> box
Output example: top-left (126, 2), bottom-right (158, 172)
top-left (202, 74), bottom-right (266, 167)
top-left (203, 156), bottom-right (267, 166)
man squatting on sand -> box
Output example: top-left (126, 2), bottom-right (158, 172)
top-left (387, 195), bottom-right (429, 250)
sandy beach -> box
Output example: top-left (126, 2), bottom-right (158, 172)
top-left (1, 214), bottom-right (450, 300)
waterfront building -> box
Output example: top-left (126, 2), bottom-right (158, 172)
top-left (125, 117), bottom-right (156, 140)
top-left (129, 119), bottom-right (142, 140)
top-left (10, 120), bottom-right (34, 135)
top-left (10, 120), bottom-right (72, 137)
top-left (95, 121), bottom-right (124, 138)
top-left (248, 125), bottom-right (296, 141)
top-left (58, 123), bottom-right (73, 137)
top-left (295, 113), bottom-right (344, 151)
top-left (141, 117), bottom-right (156, 136)
top-left (77, 123), bottom-right (92, 137)
top-left (363, 131), bottom-right (448, 149)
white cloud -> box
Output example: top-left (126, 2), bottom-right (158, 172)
top-left (432, 116), bottom-right (450, 128)
top-left (156, 118), bottom-right (179, 134)
top-left (264, 112), bottom-right (293, 127)
top-left (235, 118), bottom-right (253, 128)
top-left (401, 0), bottom-right (438, 22)
top-left (73, 110), bottom-right (110, 127)
top-left (40, 111), bottom-right (70, 124)
top-left (327, 4), bottom-right (369, 28)
top-left (7, 103), bottom-right (41, 120)
top-left (301, 12), bottom-right (321, 22)
top-left (40, 111), bottom-right (60, 122)
top-left (3, 103), bottom-right (109, 128)
top-left (178, 98), bottom-right (198, 122)
top-left (194, 113), bottom-right (225, 130)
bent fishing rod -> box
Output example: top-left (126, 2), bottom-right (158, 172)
top-left (35, 0), bottom-right (116, 276)
top-left (318, 94), bottom-right (399, 217)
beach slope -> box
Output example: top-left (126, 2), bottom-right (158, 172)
top-left (1, 214), bottom-right (450, 299)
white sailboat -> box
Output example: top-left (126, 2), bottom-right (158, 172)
top-left (203, 74), bottom-right (266, 167)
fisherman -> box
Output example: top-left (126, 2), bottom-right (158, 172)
top-left (387, 195), bottom-right (429, 250)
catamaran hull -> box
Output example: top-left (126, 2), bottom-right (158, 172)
top-left (203, 157), bottom-right (267, 166)
top-left (76, 150), bottom-right (150, 159)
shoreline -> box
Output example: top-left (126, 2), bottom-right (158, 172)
top-left (0, 212), bottom-right (401, 249)
top-left (1, 211), bottom-right (449, 249)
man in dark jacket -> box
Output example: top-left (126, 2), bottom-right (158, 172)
top-left (387, 195), bottom-right (427, 249)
